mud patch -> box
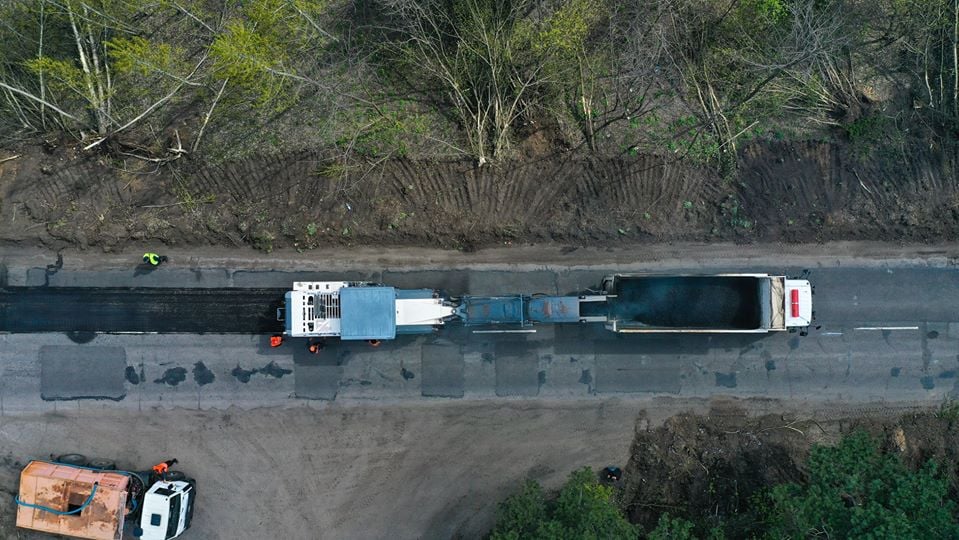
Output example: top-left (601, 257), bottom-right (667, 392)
top-left (232, 361), bottom-right (292, 383)
top-left (193, 362), bottom-right (215, 386)
top-left (65, 331), bottom-right (96, 344)
top-left (154, 367), bottom-right (187, 386)
top-left (715, 372), bottom-right (737, 388)
top-left (232, 365), bottom-right (257, 383)
top-left (125, 366), bottom-right (140, 385)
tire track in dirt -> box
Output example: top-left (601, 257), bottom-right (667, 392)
top-left (4, 141), bottom-right (958, 249)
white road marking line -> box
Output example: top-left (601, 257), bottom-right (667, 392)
top-left (471, 329), bottom-right (537, 334)
top-left (821, 332), bottom-right (844, 336)
top-left (854, 326), bottom-right (919, 331)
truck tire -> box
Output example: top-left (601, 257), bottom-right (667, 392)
top-left (164, 470), bottom-right (186, 482)
top-left (87, 458), bottom-right (117, 470)
top-left (55, 453), bottom-right (88, 466)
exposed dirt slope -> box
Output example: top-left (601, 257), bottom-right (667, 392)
top-left (1, 140), bottom-right (957, 251)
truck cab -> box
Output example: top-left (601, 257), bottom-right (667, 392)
top-left (137, 480), bottom-right (196, 540)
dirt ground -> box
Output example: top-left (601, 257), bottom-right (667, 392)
top-left (1, 139), bottom-right (957, 252)
top-left (0, 400), bottom-right (643, 540)
top-left (0, 399), bottom-right (946, 540)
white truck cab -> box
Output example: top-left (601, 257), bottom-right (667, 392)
top-left (137, 480), bottom-right (196, 540)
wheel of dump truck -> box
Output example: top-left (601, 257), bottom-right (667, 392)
top-left (87, 458), bottom-right (117, 470)
top-left (165, 470), bottom-right (186, 482)
top-left (55, 453), bottom-right (88, 466)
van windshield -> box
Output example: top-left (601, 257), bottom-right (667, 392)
top-left (166, 494), bottom-right (181, 539)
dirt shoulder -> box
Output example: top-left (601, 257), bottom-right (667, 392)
top-left (2, 140), bottom-right (957, 253)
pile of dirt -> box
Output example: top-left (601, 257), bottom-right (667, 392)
top-left (0, 139), bottom-right (957, 251)
top-left (622, 401), bottom-right (959, 535)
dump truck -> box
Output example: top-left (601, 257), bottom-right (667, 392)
top-left (15, 454), bottom-right (196, 540)
top-left (282, 273), bottom-right (812, 339)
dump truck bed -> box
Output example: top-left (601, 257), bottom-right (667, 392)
top-left (604, 275), bottom-right (779, 332)
top-left (16, 460), bottom-right (129, 540)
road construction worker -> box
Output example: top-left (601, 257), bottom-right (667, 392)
top-left (270, 335), bottom-right (284, 347)
top-left (142, 252), bottom-right (166, 266)
top-left (152, 458), bottom-right (178, 480)
top-left (307, 338), bottom-right (324, 354)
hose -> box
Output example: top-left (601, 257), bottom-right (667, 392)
top-left (14, 482), bottom-right (99, 515)
top-left (16, 460), bottom-right (142, 517)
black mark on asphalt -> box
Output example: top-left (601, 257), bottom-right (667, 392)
top-left (921, 324), bottom-right (933, 370)
top-left (154, 367), bottom-right (187, 386)
top-left (928, 330), bottom-right (940, 339)
top-left (538, 370), bottom-right (547, 387)
top-left (569, 356), bottom-right (578, 363)
top-left (939, 370), bottom-right (957, 379)
top-left (401, 368), bottom-right (415, 380)
top-left (193, 362), bottom-right (215, 386)
top-left (66, 331), bottom-right (96, 344)
top-left (125, 366), bottom-right (140, 385)
top-left (579, 369), bottom-right (592, 386)
top-left (42, 393), bottom-right (125, 402)
top-left (481, 352), bottom-right (494, 364)
top-left (890, 367), bottom-right (901, 377)
top-left (232, 361), bottom-right (292, 383)
top-left (261, 361), bottom-right (292, 378)
top-left (542, 354), bottom-right (553, 364)
top-left (231, 366), bottom-right (256, 383)
top-left (921, 376), bottom-right (935, 390)
top-left (882, 329), bottom-right (891, 341)
top-left (341, 378), bottom-right (373, 387)
top-left (788, 337), bottom-right (800, 351)
top-left (765, 360), bottom-right (776, 371)
top-left (715, 372), bottom-right (737, 388)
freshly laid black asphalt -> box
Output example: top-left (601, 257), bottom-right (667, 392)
top-left (0, 287), bottom-right (286, 333)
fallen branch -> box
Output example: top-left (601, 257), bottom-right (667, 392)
top-left (0, 81), bottom-right (80, 121)
top-left (191, 78), bottom-right (228, 154)
top-left (0, 154), bottom-right (21, 164)
top-left (139, 202), bottom-right (188, 209)
top-left (118, 150), bottom-right (181, 163)
top-left (84, 55), bottom-right (208, 151)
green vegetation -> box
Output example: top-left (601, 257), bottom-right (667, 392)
top-left (491, 432), bottom-right (959, 539)
top-left (761, 431), bottom-right (959, 538)
top-left (491, 468), bottom-right (639, 540)
top-left (0, 0), bottom-right (957, 168)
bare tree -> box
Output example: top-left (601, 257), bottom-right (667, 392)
top-left (382, 0), bottom-right (542, 164)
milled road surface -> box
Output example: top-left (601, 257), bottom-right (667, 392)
top-left (1, 247), bottom-right (958, 411)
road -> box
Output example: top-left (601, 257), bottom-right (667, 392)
top-left (1, 244), bottom-right (956, 539)
top-left (1, 247), bottom-right (957, 412)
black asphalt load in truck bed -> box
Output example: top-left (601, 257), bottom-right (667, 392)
top-left (0, 287), bottom-right (286, 333)
top-left (609, 276), bottom-right (763, 329)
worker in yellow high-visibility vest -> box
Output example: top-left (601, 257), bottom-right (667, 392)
top-left (142, 252), bottom-right (167, 266)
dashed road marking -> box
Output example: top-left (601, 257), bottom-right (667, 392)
top-left (854, 326), bottom-right (919, 331)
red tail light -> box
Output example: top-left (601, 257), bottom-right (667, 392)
top-left (790, 289), bottom-right (800, 318)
